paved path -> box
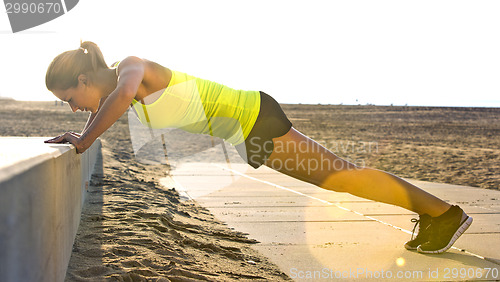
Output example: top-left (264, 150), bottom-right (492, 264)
top-left (164, 162), bottom-right (500, 281)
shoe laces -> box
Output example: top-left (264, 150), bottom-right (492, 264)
top-left (410, 217), bottom-right (431, 240)
top-left (410, 218), bottom-right (420, 240)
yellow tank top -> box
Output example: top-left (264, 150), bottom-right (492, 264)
top-left (129, 69), bottom-right (260, 146)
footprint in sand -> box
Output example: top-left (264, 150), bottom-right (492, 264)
top-left (112, 246), bottom-right (137, 257)
top-left (126, 238), bottom-right (155, 245)
top-left (81, 248), bottom-right (105, 257)
top-left (121, 260), bottom-right (145, 268)
top-left (134, 211), bottom-right (158, 219)
top-left (116, 231), bottom-right (137, 237)
top-left (147, 222), bottom-right (169, 233)
top-left (110, 206), bottom-right (128, 212)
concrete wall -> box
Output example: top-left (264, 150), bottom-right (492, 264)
top-left (0, 137), bottom-right (102, 282)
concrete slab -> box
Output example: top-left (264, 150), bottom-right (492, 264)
top-left (0, 137), bottom-right (70, 182)
top-left (163, 162), bottom-right (500, 281)
top-left (205, 206), bottom-right (366, 223)
top-left (252, 244), bottom-right (500, 281)
top-left (198, 197), bottom-right (335, 209)
top-left (0, 137), bottom-right (102, 282)
top-left (458, 234), bottom-right (500, 265)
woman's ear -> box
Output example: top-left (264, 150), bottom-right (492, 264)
top-left (78, 74), bottom-right (88, 86)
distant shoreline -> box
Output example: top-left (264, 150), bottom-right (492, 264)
top-left (3, 99), bottom-right (500, 109)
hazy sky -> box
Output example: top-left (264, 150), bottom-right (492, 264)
top-left (1, 0), bottom-right (499, 107)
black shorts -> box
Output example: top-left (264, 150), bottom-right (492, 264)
top-left (235, 91), bottom-right (292, 168)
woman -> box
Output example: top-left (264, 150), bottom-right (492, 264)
top-left (45, 41), bottom-right (472, 254)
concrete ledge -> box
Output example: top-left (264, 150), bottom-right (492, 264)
top-left (0, 137), bottom-right (102, 282)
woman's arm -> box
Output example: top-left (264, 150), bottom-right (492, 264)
top-left (51, 101), bottom-right (103, 141)
top-left (82, 112), bottom-right (96, 134)
top-left (45, 56), bottom-right (144, 153)
top-left (80, 95), bottom-right (108, 134)
top-left (78, 56), bottom-right (144, 152)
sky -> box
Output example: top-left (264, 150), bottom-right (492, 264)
top-left (0, 0), bottom-right (499, 107)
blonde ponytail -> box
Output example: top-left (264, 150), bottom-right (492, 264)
top-left (46, 40), bottom-right (108, 91)
top-left (79, 41), bottom-right (107, 74)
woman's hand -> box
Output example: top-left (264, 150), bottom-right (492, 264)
top-left (44, 132), bottom-right (89, 154)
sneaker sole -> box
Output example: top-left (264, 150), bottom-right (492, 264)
top-left (404, 244), bottom-right (418, 251)
top-left (417, 216), bottom-right (473, 254)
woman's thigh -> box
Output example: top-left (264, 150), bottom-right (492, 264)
top-left (264, 127), bottom-right (357, 187)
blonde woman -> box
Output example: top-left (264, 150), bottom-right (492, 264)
top-left (45, 41), bottom-right (472, 254)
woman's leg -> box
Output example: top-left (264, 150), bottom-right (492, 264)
top-left (263, 127), bottom-right (451, 217)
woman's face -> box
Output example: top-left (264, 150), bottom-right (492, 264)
top-left (52, 74), bottom-right (101, 113)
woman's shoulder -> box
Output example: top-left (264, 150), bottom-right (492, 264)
top-left (112, 57), bottom-right (171, 73)
top-left (111, 57), bottom-right (172, 91)
top-left (109, 56), bottom-right (143, 77)
top-left (112, 56), bottom-right (144, 68)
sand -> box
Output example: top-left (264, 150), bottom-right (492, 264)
top-left (1, 100), bottom-right (498, 281)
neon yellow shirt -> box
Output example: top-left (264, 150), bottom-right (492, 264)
top-left (130, 70), bottom-right (260, 146)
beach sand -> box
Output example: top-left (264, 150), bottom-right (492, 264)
top-left (1, 100), bottom-right (498, 281)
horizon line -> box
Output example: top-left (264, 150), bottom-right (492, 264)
top-left (3, 97), bottom-right (499, 109)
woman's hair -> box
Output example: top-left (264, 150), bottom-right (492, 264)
top-left (45, 41), bottom-right (108, 91)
